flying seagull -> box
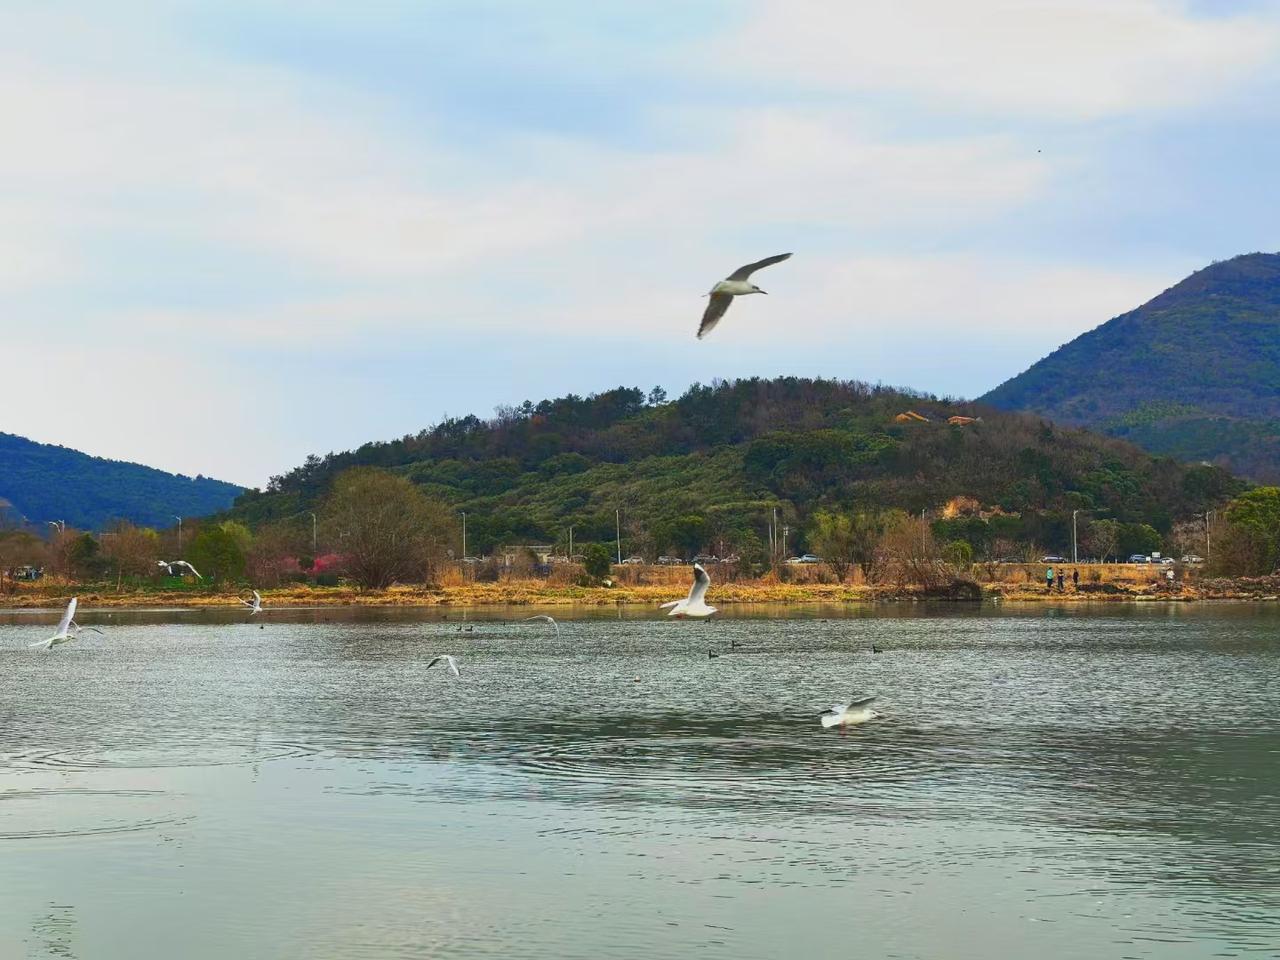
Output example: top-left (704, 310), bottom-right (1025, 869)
top-left (660, 563), bottom-right (717, 618)
top-left (820, 696), bottom-right (880, 729)
top-left (239, 590), bottom-right (262, 615)
top-left (697, 253), bottom-right (792, 339)
top-left (523, 615), bottom-right (560, 636)
top-left (427, 655), bottom-right (461, 677)
top-left (157, 560), bottom-right (202, 579)
top-left (28, 597), bottom-right (103, 650)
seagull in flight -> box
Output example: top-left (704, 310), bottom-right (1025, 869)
top-left (427, 655), bottom-right (461, 677)
top-left (239, 590), bottom-right (262, 615)
top-left (523, 615), bottom-right (560, 636)
top-left (660, 563), bottom-right (718, 618)
top-left (28, 597), bottom-right (103, 650)
top-left (157, 560), bottom-right (202, 579)
top-left (820, 696), bottom-right (881, 729)
top-left (697, 253), bottom-right (792, 339)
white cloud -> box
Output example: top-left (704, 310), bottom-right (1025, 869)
top-left (719, 0), bottom-right (1280, 119)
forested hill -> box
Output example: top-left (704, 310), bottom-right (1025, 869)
top-left (981, 252), bottom-right (1280, 482)
top-left (229, 378), bottom-right (1239, 559)
top-left (0, 432), bottom-right (243, 531)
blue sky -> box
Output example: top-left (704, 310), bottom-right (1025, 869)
top-left (3, 0), bottom-right (1279, 486)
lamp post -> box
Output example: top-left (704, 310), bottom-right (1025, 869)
top-left (460, 512), bottom-right (467, 560)
top-left (568, 525), bottom-right (574, 561)
top-left (173, 516), bottom-right (183, 554)
top-left (308, 512), bottom-right (317, 557)
top-left (1205, 511), bottom-right (1215, 564)
top-left (616, 509), bottom-right (622, 565)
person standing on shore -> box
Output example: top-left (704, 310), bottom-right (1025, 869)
top-left (1072, 568), bottom-right (1079, 590)
top-left (1046, 566), bottom-right (1054, 592)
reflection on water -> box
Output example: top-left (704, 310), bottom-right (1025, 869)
top-left (1, 604), bottom-right (1278, 959)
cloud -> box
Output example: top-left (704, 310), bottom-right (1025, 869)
top-left (719, 0), bottom-right (1280, 119)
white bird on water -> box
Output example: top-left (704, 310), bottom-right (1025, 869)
top-left (427, 655), bottom-right (461, 677)
top-left (157, 560), bottom-right (202, 580)
top-left (660, 563), bottom-right (718, 618)
top-left (820, 696), bottom-right (881, 729)
top-left (239, 590), bottom-right (262, 615)
top-left (697, 253), bottom-right (793, 339)
top-left (28, 597), bottom-right (103, 650)
top-left (523, 615), bottom-right (560, 636)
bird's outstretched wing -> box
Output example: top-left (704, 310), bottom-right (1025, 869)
top-left (847, 695), bottom-right (877, 708)
top-left (56, 598), bottom-right (77, 637)
top-left (178, 562), bottom-right (203, 580)
top-left (726, 252), bottom-right (792, 282)
top-left (689, 563), bottom-right (711, 605)
top-left (659, 600), bottom-right (680, 610)
top-left (427, 655), bottom-right (461, 677)
top-left (28, 637), bottom-right (55, 650)
top-left (523, 615), bottom-right (559, 636)
top-left (697, 293), bottom-right (733, 339)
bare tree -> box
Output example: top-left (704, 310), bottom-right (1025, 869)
top-left (101, 521), bottom-right (160, 590)
top-left (320, 468), bottom-right (453, 589)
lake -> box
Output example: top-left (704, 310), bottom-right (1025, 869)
top-left (2, 603), bottom-right (1278, 959)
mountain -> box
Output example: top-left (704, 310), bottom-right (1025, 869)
top-left (0, 432), bottom-right (243, 531)
top-left (229, 377), bottom-right (1238, 559)
top-left (981, 252), bottom-right (1280, 481)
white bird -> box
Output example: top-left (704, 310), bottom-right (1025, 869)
top-left (28, 597), bottom-right (103, 650)
top-left (820, 696), bottom-right (881, 729)
top-left (157, 560), bottom-right (202, 580)
top-left (239, 590), bottom-right (262, 615)
top-left (697, 253), bottom-right (793, 339)
top-left (523, 615), bottom-right (560, 636)
top-left (660, 563), bottom-right (718, 618)
top-left (427, 655), bottom-right (461, 677)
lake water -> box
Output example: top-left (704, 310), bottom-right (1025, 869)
top-left (2, 603), bottom-right (1278, 959)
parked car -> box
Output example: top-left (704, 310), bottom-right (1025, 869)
top-left (461, 556), bottom-right (483, 565)
top-left (1158, 557), bottom-right (1176, 565)
top-left (721, 555), bottom-right (741, 564)
top-left (620, 556), bottom-right (645, 565)
top-left (657, 556), bottom-right (685, 566)
top-left (692, 554), bottom-right (719, 564)
top-left (785, 556), bottom-right (804, 565)
top-left (1181, 555), bottom-right (1205, 564)
top-left (1040, 555), bottom-right (1067, 563)
top-left (1127, 554), bottom-right (1151, 564)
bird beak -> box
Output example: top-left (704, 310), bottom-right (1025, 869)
top-left (758, 289), bottom-right (769, 295)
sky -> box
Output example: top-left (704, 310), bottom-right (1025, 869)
top-left (3, 0), bottom-right (1279, 488)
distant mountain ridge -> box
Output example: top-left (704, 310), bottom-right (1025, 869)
top-left (981, 252), bottom-right (1280, 481)
top-left (0, 431), bottom-right (243, 531)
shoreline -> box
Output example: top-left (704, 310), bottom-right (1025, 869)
top-left (3, 578), bottom-right (1278, 609)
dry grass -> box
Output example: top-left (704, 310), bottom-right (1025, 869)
top-left (0, 563), bottom-right (1262, 609)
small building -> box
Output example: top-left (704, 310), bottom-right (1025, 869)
top-left (497, 544), bottom-right (554, 567)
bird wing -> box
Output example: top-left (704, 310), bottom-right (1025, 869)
top-left (697, 293), bottom-right (733, 339)
top-left (56, 598), bottom-right (77, 637)
top-left (688, 563), bottom-right (711, 605)
top-left (253, 590), bottom-right (261, 603)
top-left (726, 252), bottom-right (792, 282)
top-left (659, 600), bottom-right (681, 610)
top-left (445, 655), bottom-right (461, 677)
top-left (239, 597), bottom-right (254, 607)
top-left (182, 562), bottom-right (203, 579)
top-left (848, 695), bottom-right (877, 708)
top-left (28, 637), bottom-right (55, 650)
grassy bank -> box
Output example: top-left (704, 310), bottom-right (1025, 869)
top-left (4, 564), bottom-right (1278, 608)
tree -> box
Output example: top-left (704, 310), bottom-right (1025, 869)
top-left (320, 468), bottom-right (452, 589)
top-left (1082, 518), bottom-right (1119, 562)
top-left (647, 386), bottom-right (667, 406)
top-left (1222, 487), bottom-right (1280, 574)
top-left (809, 510), bottom-right (891, 582)
top-left (581, 543), bottom-right (612, 581)
top-left (188, 526), bottom-right (247, 584)
top-left (0, 531), bottom-right (46, 592)
top-left (101, 522), bottom-right (160, 589)
top-left (1117, 522), bottom-right (1161, 559)
top-left (68, 533), bottom-right (107, 581)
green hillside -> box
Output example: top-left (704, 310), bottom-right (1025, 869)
top-left (230, 378), bottom-right (1239, 560)
top-left (0, 432), bottom-right (243, 531)
top-left (981, 252), bottom-right (1280, 481)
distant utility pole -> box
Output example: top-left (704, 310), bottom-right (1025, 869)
top-left (1072, 509), bottom-right (1080, 564)
top-left (782, 525), bottom-right (789, 559)
top-left (309, 512), bottom-right (317, 556)
top-left (46, 520), bottom-right (64, 534)
top-left (616, 509), bottom-right (622, 564)
top-left (174, 516), bottom-right (183, 553)
top-left (460, 512), bottom-right (467, 559)
top-left (1205, 511), bottom-right (1214, 563)
top-left (568, 525), bottom-right (574, 560)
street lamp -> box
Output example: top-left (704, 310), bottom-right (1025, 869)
top-left (308, 512), bottom-right (317, 557)
top-left (616, 509), bottom-right (622, 564)
top-left (460, 512), bottom-right (467, 560)
top-left (174, 516), bottom-right (183, 554)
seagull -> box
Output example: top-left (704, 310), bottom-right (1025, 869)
top-left (523, 615), bottom-right (560, 636)
top-left (660, 563), bottom-right (717, 618)
top-left (427, 655), bottom-right (461, 677)
top-left (157, 560), bottom-right (202, 579)
top-left (28, 597), bottom-right (103, 650)
top-left (239, 590), bottom-right (262, 615)
top-left (697, 253), bottom-right (792, 339)
top-left (820, 696), bottom-right (880, 729)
